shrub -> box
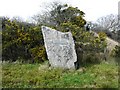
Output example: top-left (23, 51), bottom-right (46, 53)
top-left (75, 41), bottom-right (106, 66)
top-left (98, 32), bottom-right (107, 41)
top-left (112, 45), bottom-right (120, 57)
top-left (29, 46), bottom-right (47, 63)
top-left (2, 17), bottom-right (46, 63)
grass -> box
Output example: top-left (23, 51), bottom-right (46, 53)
top-left (2, 59), bottom-right (119, 88)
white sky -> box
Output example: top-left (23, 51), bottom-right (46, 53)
top-left (0, 0), bottom-right (119, 22)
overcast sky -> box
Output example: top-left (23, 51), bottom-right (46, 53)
top-left (0, 0), bottom-right (119, 22)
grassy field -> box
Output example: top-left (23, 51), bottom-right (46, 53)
top-left (2, 59), bottom-right (119, 88)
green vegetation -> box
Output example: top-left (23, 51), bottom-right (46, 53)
top-left (2, 3), bottom-right (107, 64)
top-left (113, 45), bottom-right (120, 58)
top-left (1, 1), bottom-right (119, 88)
top-left (2, 60), bottom-right (118, 88)
top-left (2, 17), bottom-right (47, 63)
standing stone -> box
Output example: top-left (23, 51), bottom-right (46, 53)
top-left (41, 26), bottom-right (77, 69)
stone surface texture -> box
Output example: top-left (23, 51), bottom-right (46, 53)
top-left (41, 26), bottom-right (77, 69)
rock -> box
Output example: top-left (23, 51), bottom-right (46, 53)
top-left (41, 26), bottom-right (77, 69)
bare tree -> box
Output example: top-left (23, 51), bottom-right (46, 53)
top-left (92, 14), bottom-right (120, 41)
top-left (32, 1), bottom-right (86, 29)
top-left (32, 1), bottom-right (64, 26)
top-left (96, 14), bottom-right (118, 32)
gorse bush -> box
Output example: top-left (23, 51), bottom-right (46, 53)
top-left (29, 46), bottom-right (47, 63)
top-left (57, 9), bottom-right (107, 65)
top-left (2, 3), bottom-right (107, 65)
top-left (2, 17), bottom-right (47, 63)
top-left (98, 32), bottom-right (107, 41)
top-left (112, 45), bottom-right (120, 58)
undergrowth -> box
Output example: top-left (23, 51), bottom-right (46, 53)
top-left (2, 59), bottom-right (119, 88)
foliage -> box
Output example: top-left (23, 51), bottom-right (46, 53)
top-left (29, 46), bottom-right (47, 63)
top-left (116, 30), bottom-right (120, 42)
top-left (2, 61), bottom-right (118, 88)
top-left (34, 3), bottom-right (86, 29)
top-left (2, 2), bottom-right (107, 65)
top-left (98, 32), bottom-right (107, 41)
top-left (2, 17), bottom-right (47, 62)
top-left (33, 2), bottom-right (107, 65)
top-left (91, 14), bottom-right (119, 43)
top-left (58, 19), bottom-right (107, 65)
top-left (112, 45), bottom-right (120, 57)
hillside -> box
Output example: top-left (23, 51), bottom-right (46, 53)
top-left (106, 37), bottom-right (119, 51)
top-left (93, 31), bottom-right (119, 51)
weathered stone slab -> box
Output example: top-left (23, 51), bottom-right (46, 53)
top-left (41, 26), bottom-right (77, 69)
